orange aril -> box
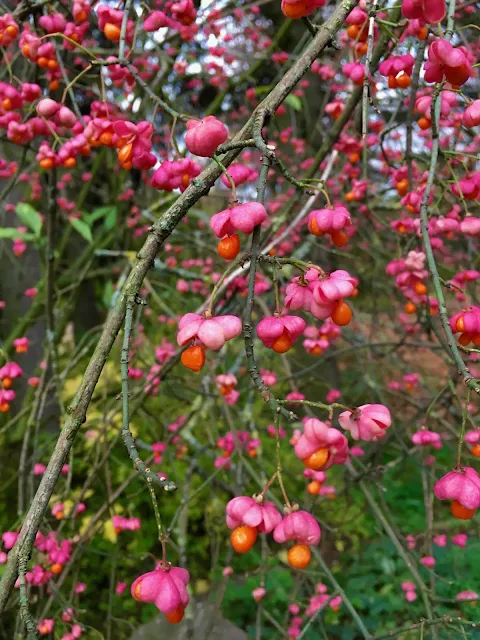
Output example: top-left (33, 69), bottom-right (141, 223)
top-left (181, 345), bottom-right (206, 372)
top-left (118, 143), bottom-right (133, 164)
top-left (331, 300), bottom-right (352, 326)
top-left (104, 23), bottom-right (121, 41)
top-left (307, 480), bottom-right (321, 495)
top-left (218, 234), bottom-right (240, 260)
top-left (282, 1), bottom-right (308, 18)
top-left (165, 604), bottom-right (185, 624)
top-left (396, 179), bottom-right (409, 196)
top-left (451, 500), bottom-right (476, 520)
top-left (39, 158), bottom-right (54, 170)
top-left (458, 333), bottom-right (472, 346)
top-left (414, 282), bottom-right (427, 295)
top-left (347, 25), bottom-right (359, 38)
top-left (303, 448), bottom-right (329, 471)
top-left (231, 525), bottom-right (257, 553)
top-left (309, 216), bottom-right (324, 237)
top-left (272, 332), bottom-right (292, 354)
top-left (99, 131), bottom-right (113, 146)
top-left (396, 73), bottom-right (411, 89)
top-left (287, 544), bottom-right (312, 569)
top-left (5, 25), bottom-right (18, 39)
top-left (331, 229), bottom-right (348, 247)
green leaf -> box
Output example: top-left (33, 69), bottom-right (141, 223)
top-left (70, 218), bottom-right (93, 243)
top-left (104, 206), bottom-right (118, 230)
top-left (16, 203), bottom-right (42, 236)
top-left (285, 94), bottom-right (302, 111)
top-left (253, 85), bottom-right (272, 96)
top-left (85, 205), bottom-right (117, 226)
top-left (102, 280), bottom-right (113, 308)
top-left (0, 227), bottom-right (35, 240)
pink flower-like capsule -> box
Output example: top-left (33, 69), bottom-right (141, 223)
top-left (405, 535), bottom-right (416, 549)
top-left (329, 595), bottom-right (342, 611)
top-left (284, 268), bottom-right (352, 322)
top-left (415, 91), bottom-right (457, 121)
top-left (33, 463), bottom-right (46, 475)
top-left (433, 534), bottom-right (447, 547)
top-left (37, 618), bottom-right (54, 635)
top-left (452, 533), bottom-right (467, 547)
top-left (185, 116), bottom-right (228, 157)
top-left (465, 429), bottom-right (480, 445)
top-left (411, 429), bottom-right (442, 449)
top-left (463, 100), bottom-right (480, 128)
top-left (303, 470), bottom-right (326, 482)
top-left (116, 581), bottom-right (127, 595)
top-left (210, 202), bottom-right (267, 238)
top-left (379, 54), bottom-right (415, 81)
top-left (56, 105), bottom-right (77, 129)
top-left (420, 556), bottom-right (435, 568)
top-left (177, 313), bottom-right (242, 351)
top-left (307, 206), bottom-right (351, 247)
top-left (338, 404), bottom-right (392, 441)
top-left (2, 531), bottom-right (18, 550)
top-left (131, 566), bottom-right (189, 623)
top-left (113, 120), bottom-right (156, 170)
top-left (424, 39), bottom-right (472, 87)
top-left (36, 97), bottom-right (60, 118)
top-left (460, 217), bottom-right (480, 237)
top-left (216, 373), bottom-right (237, 396)
top-left (0, 14), bottom-right (19, 47)
top-left (449, 306), bottom-right (480, 346)
top-left (273, 511), bottom-right (321, 546)
top-left (452, 175), bottom-right (480, 202)
top-left (401, 581), bottom-right (416, 592)
top-left (457, 590), bottom-right (478, 603)
top-left (342, 62), bottom-right (365, 86)
top-left (401, 0), bottom-right (445, 24)
top-left (220, 164), bottom-right (258, 187)
top-left (252, 587), bottom-right (266, 602)
top-left (0, 361), bottom-right (23, 387)
top-left (312, 270), bottom-right (356, 305)
top-left (225, 496), bottom-right (282, 534)
top-left (256, 315), bottom-right (306, 354)
top-left (13, 337), bottom-right (29, 353)
top-left (326, 389), bottom-right (341, 403)
top-left (284, 275), bottom-right (316, 314)
top-left (405, 590), bottom-right (417, 602)
top-left (434, 466), bottom-right (480, 519)
top-left (294, 418), bottom-right (348, 471)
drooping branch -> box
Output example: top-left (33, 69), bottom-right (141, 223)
top-left (0, 0), bottom-right (359, 609)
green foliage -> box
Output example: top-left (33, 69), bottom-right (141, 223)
top-left (70, 217), bottom-right (93, 242)
top-left (0, 227), bottom-right (35, 240)
top-left (15, 203), bottom-right (42, 236)
top-left (285, 94), bottom-right (302, 111)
